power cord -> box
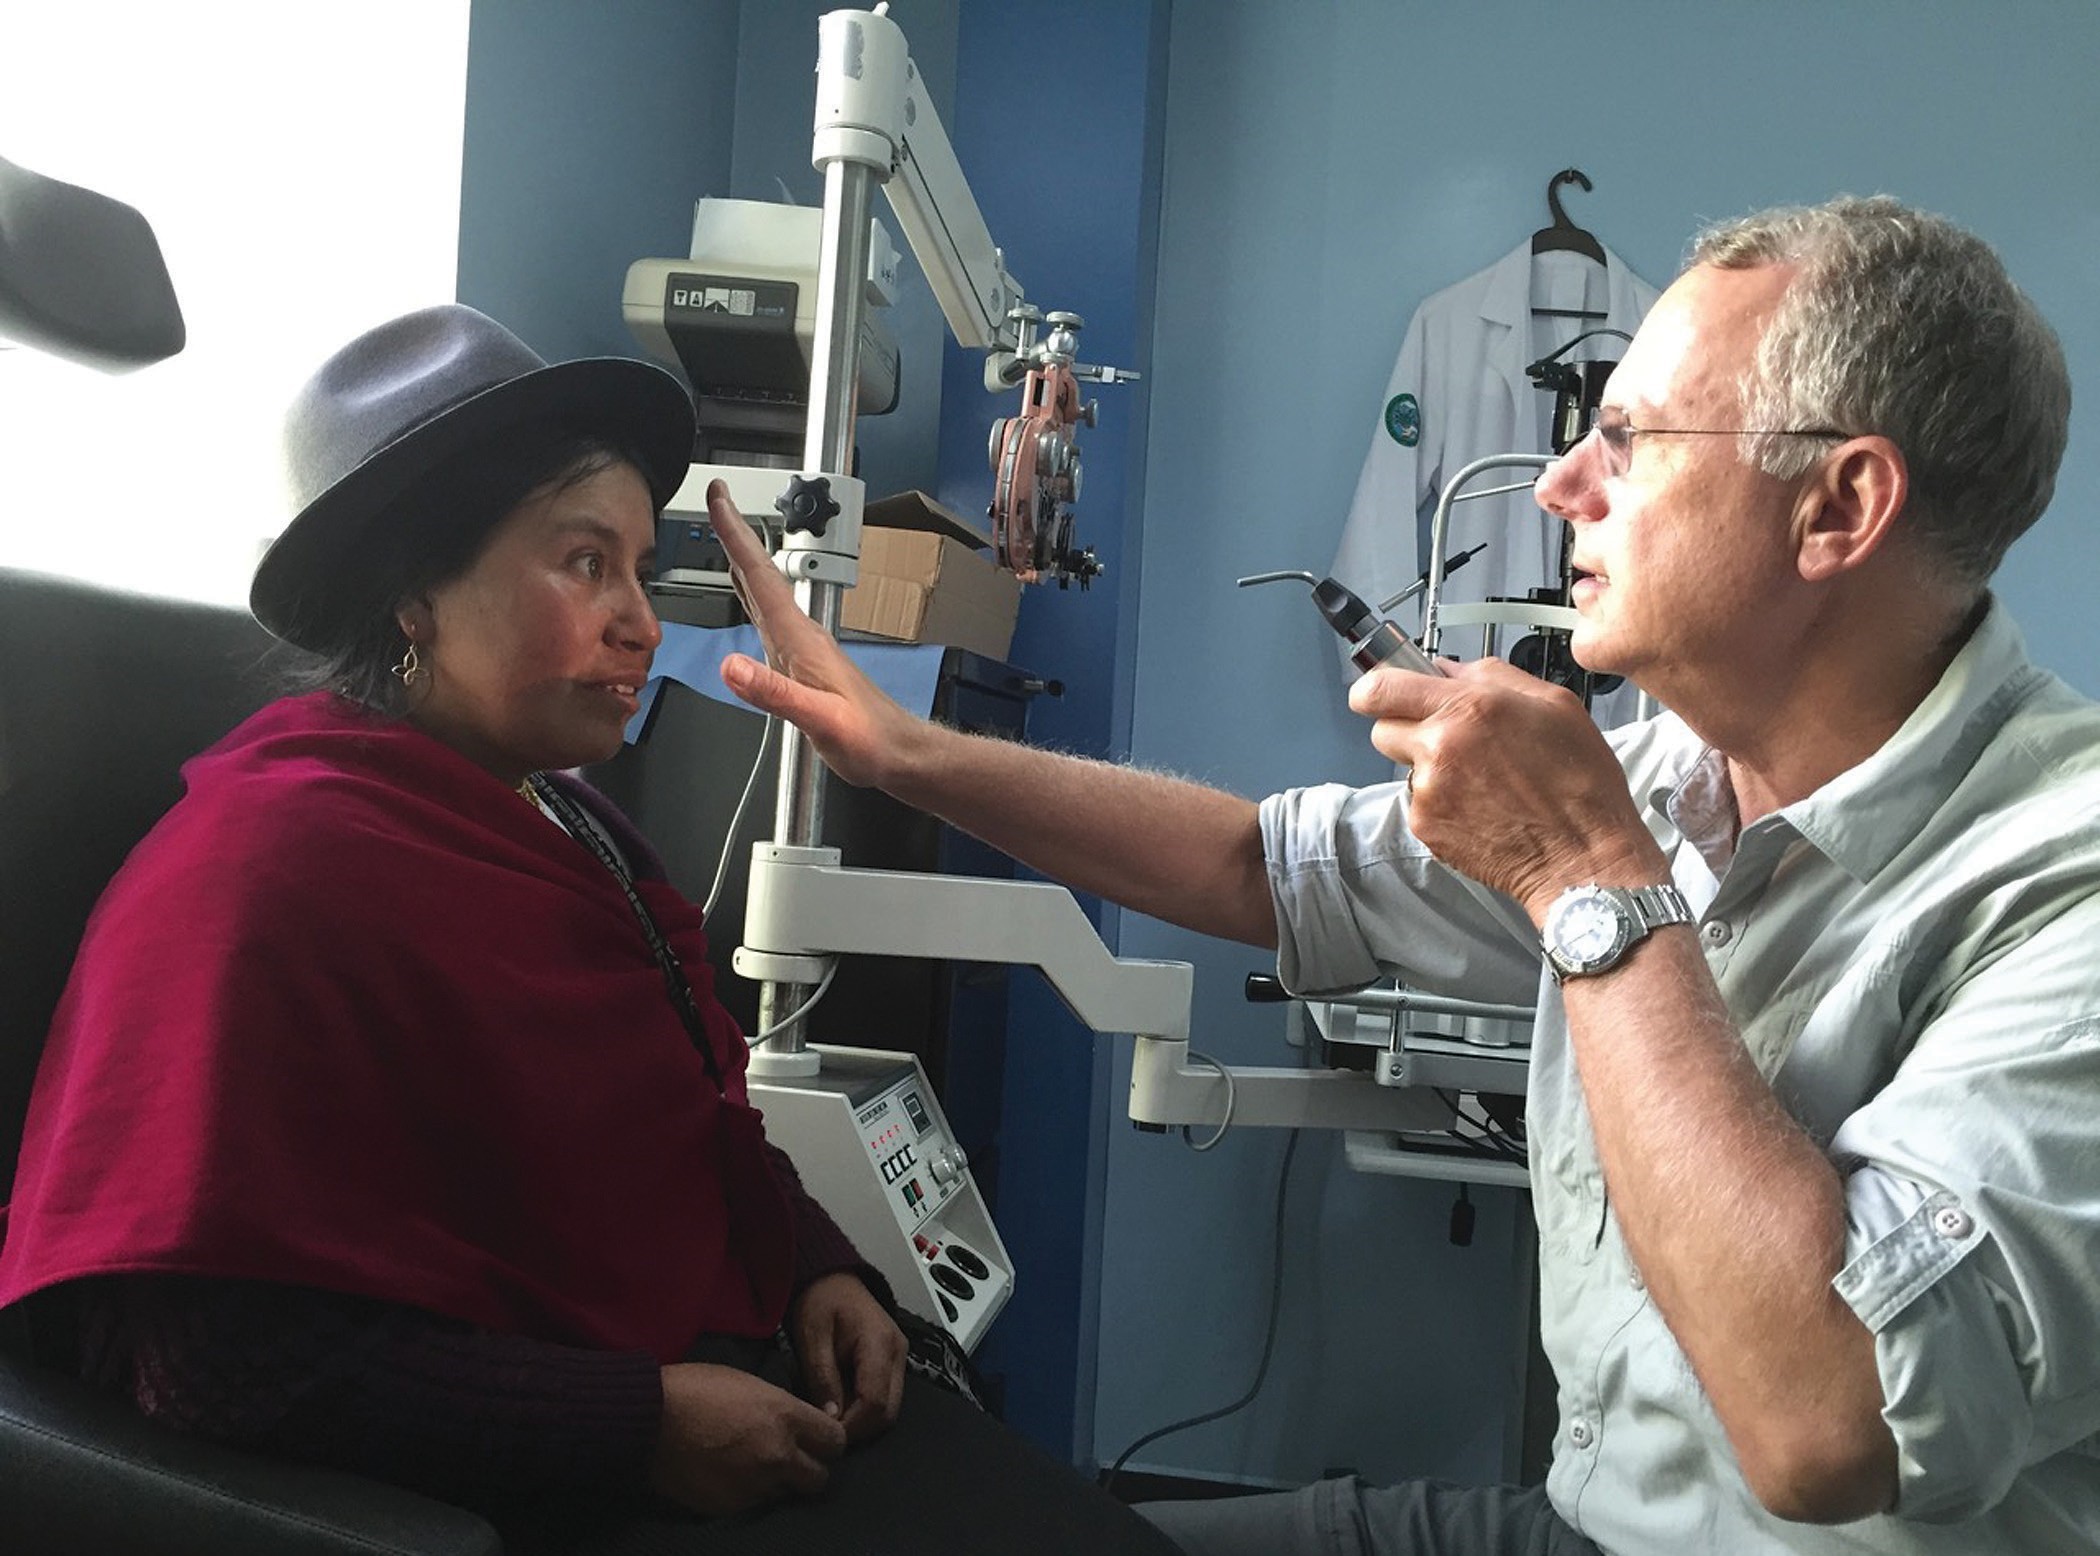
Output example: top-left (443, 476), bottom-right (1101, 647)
top-left (1179, 1050), bottom-right (1237, 1150)
top-left (1101, 1128), bottom-right (1301, 1498)
top-left (702, 711), bottom-right (777, 921)
top-left (745, 958), bottom-right (840, 1047)
top-left (1432, 1088), bottom-right (1526, 1163)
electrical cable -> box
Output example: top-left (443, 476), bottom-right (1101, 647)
top-left (1430, 1088), bottom-right (1526, 1164)
top-left (1178, 1050), bottom-right (1237, 1150)
top-left (702, 711), bottom-right (778, 921)
top-left (745, 958), bottom-right (839, 1047)
top-left (710, 506), bottom-right (823, 1050)
top-left (1101, 1128), bottom-right (1301, 1499)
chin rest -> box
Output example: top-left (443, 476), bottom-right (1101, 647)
top-left (0, 566), bottom-right (501, 1554)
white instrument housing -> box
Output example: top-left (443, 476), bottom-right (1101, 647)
top-left (750, 1046), bottom-right (1013, 1351)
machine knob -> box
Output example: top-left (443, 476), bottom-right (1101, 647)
top-left (929, 1146), bottom-right (966, 1185)
top-left (775, 474), bottom-right (840, 537)
top-left (1243, 973), bottom-right (1291, 1003)
top-left (1055, 546), bottom-right (1104, 591)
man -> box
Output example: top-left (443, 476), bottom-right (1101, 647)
top-left (706, 196), bottom-right (2099, 1554)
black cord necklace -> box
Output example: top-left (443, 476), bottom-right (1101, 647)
top-left (521, 772), bottom-right (725, 1088)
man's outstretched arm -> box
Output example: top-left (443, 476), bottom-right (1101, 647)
top-left (706, 481), bottom-right (1276, 949)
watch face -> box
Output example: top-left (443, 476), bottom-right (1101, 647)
top-left (1560, 898), bottom-right (1621, 961)
top-left (1547, 889), bottom-right (1630, 972)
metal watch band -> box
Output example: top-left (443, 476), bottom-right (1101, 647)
top-left (1626, 883), bottom-right (1693, 932)
top-left (1540, 881), bottom-right (1695, 984)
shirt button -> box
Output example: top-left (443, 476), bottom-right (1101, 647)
top-left (1703, 919), bottom-right (1733, 946)
top-left (1629, 1268), bottom-right (1645, 1291)
top-left (1568, 1420), bottom-right (1594, 1449)
top-left (1932, 1205), bottom-right (1974, 1240)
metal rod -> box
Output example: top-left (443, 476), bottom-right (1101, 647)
top-left (1235, 569), bottom-right (1320, 590)
top-left (757, 155), bottom-right (876, 1053)
top-left (1331, 986), bottom-right (1538, 1026)
top-left (1422, 453), bottom-right (1554, 655)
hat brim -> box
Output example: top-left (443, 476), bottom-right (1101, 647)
top-left (251, 355), bottom-right (694, 651)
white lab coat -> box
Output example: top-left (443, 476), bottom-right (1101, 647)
top-left (1330, 239), bottom-right (1660, 707)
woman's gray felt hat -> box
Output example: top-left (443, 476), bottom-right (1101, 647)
top-left (251, 303), bottom-right (694, 650)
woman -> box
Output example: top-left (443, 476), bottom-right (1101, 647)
top-left (0, 305), bottom-right (908, 1522)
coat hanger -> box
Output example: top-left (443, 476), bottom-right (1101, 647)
top-left (1529, 167), bottom-right (1608, 317)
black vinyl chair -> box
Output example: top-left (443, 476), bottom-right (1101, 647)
top-left (0, 567), bottom-right (505, 1555)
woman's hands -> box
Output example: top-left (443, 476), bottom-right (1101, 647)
top-left (647, 1273), bottom-right (906, 1515)
top-left (788, 1271), bottom-right (907, 1445)
top-left (648, 1362), bottom-right (846, 1515)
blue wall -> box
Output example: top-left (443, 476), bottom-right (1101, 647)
top-left (933, 0), bottom-right (1172, 1466)
top-left (1091, 0), bottom-right (2100, 1491)
top-left (458, 0), bottom-right (741, 360)
top-left (725, 0), bottom-right (959, 501)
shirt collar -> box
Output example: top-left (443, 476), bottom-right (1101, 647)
top-left (1478, 237), bottom-right (1646, 331)
top-left (1789, 598), bottom-right (2044, 880)
top-left (1645, 599), bottom-right (2044, 883)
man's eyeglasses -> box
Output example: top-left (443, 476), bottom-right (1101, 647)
top-left (1585, 411), bottom-right (1847, 479)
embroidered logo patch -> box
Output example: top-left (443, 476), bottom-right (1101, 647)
top-left (1384, 393), bottom-right (1421, 447)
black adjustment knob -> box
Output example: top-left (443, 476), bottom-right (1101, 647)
top-left (1449, 1184), bottom-right (1476, 1247)
top-left (775, 475), bottom-right (840, 536)
top-left (1056, 546), bottom-right (1103, 591)
top-left (1243, 973), bottom-right (1290, 1003)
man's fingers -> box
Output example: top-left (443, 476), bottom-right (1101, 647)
top-left (704, 480), bottom-right (796, 615)
top-left (719, 652), bottom-right (834, 728)
top-left (1347, 661), bottom-right (1471, 719)
top-left (704, 479), bottom-right (766, 561)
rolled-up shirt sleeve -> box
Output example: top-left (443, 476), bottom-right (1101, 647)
top-left (1829, 898), bottom-right (2100, 1523)
top-left (1258, 781), bottom-right (1538, 1001)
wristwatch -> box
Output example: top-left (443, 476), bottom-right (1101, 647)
top-left (1540, 883), bottom-right (1693, 983)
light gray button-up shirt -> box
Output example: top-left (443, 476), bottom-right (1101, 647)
top-left (1260, 602), bottom-right (2100, 1553)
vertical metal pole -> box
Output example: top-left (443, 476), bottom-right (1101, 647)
top-left (755, 155), bottom-right (875, 1058)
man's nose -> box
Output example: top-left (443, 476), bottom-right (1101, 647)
top-left (1535, 433), bottom-right (1603, 524)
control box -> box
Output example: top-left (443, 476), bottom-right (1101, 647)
top-left (750, 1045), bottom-right (1013, 1351)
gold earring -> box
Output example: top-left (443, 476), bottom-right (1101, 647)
top-left (392, 642), bottom-right (427, 688)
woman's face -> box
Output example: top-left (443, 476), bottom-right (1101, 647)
top-left (400, 458), bottom-right (662, 783)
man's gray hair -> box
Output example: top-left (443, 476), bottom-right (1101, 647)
top-left (1690, 195), bottom-right (2069, 592)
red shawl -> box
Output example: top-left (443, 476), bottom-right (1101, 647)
top-left (0, 692), bottom-right (792, 1361)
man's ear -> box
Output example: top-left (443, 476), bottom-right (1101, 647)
top-left (1794, 435), bottom-right (1907, 583)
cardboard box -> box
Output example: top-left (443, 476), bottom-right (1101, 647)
top-left (840, 492), bottom-right (1022, 661)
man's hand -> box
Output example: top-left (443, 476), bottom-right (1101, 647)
top-left (649, 1362), bottom-right (847, 1515)
top-left (706, 480), bottom-right (924, 789)
top-left (1348, 657), bottom-right (1665, 918)
top-left (788, 1271), bottom-right (907, 1445)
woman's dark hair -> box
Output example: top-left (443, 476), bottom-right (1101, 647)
top-left (272, 421), bottom-right (656, 716)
